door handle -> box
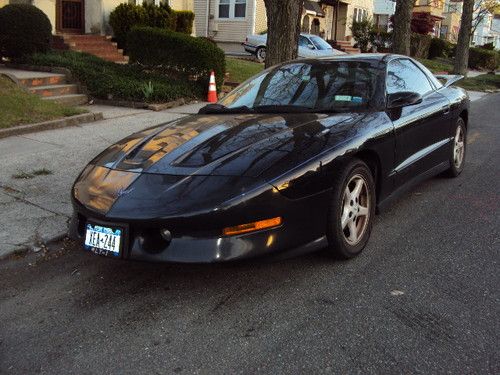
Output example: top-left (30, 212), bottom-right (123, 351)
top-left (442, 105), bottom-right (450, 115)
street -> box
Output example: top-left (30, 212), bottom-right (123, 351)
top-left (0, 93), bottom-right (499, 374)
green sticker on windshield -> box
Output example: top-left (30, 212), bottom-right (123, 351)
top-left (335, 95), bottom-right (352, 101)
top-left (302, 75), bottom-right (310, 81)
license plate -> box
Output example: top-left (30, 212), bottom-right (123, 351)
top-left (84, 223), bottom-right (122, 257)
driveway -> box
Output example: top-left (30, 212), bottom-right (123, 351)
top-left (0, 103), bottom-right (204, 257)
top-left (0, 94), bottom-right (498, 374)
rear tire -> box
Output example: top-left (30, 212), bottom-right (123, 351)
top-left (326, 159), bottom-right (376, 259)
top-left (255, 47), bottom-right (266, 63)
top-left (445, 117), bottom-right (466, 177)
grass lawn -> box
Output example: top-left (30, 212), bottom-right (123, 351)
top-left (0, 76), bottom-right (86, 129)
top-left (417, 58), bottom-right (454, 73)
top-left (456, 73), bottom-right (500, 92)
top-left (225, 57), bottom-right (263, 83)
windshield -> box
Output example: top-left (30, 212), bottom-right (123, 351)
top-left (218, 61), bottom-right (381, 113)
top-left (310, 36), bottom-right (332, 50)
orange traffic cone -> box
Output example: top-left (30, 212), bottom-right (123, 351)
top-left (207, 70), bottom-right (218, 103)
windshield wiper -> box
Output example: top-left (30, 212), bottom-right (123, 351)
top-left (198, 104), bottom-right (253, 114)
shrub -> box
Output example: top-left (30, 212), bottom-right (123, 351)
top-left (370, 30), bottom-right (392, 52)
top-left (143, 3), bottom-right (176, 31)
top-left (23, 51), bottom-right (198, 102)
top-left (0, 4), bottom-right (52, 59)
top-left (428, 38), bottom-right (448, 59)
top-left (109, 3), bottom-right (147, 49)
top-left (175, 11), bottom-right (195, 34)
top-left (478, 42), bottom-right (495, 51)
top-left (127, 27), bottom-right (226, 90)
top-left (109, 3), bottom-right (177, 49)
top-left (468, 47), bottom-right (498, 70)
top-left (410, 33), bottom-right (432, 58)
top-left (350, 19), bottom-right (375, 53)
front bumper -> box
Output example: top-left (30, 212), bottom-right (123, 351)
top-left (242, 42), bottom-right (257, 54)
top-left (69, 211), bottom-right (326, 263)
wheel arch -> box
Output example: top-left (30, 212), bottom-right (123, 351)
top-left (352, 149), bottom-right (382, 203)
top-left (459, 109), bottom-right (468, 129)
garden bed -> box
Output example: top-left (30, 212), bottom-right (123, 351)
top-left (21, 50), bottom-right (200, 103)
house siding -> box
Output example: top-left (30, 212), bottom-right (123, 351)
top-left (169, 0), bottom-right (193, 11)
top-left (254, 0), bottom-right (267, 34)
top-left (344, 0), bottom-right (374, 40)
top-left (194, 0), bottom-right (257, 42)
top-left (194, 0), bottom-right (208, 37)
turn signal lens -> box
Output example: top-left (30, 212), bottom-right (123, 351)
top-left (223, 217), bottom-right (282, 236)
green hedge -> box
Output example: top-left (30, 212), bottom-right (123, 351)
top-left (410, 33), bottom-right (432, 59)
top-left (23, 51), bottom-right (199, 102)
top-left (109, 3), bottom-right (147, 49)
top-left (175, 11), bottom-right (195, 34)
top-left (127, 27), bottom-right (226, 90)
top-left (428, 38), bottom-right (455, 59)
top-left (109, 3), bottom-right (193, 49)
top-left (468, 47), bottom-right (499, 71)
top-left (0, 4), bottom-right (52, 59)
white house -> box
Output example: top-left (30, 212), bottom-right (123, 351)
top-left (373, 0), bottom-right (395, 31)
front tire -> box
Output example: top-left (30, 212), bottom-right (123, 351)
top-left (255, 47), bottom-right (266, 63)
top-left (326, 159), bottom-right (376, 259)
top-left (445, 117), bottom-right (466, 177)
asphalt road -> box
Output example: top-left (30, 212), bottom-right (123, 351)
top-left (1, 94), bottom-right (499, 375)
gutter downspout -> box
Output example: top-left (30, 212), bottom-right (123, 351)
top-left (206, 0), bottom-right (211, 37)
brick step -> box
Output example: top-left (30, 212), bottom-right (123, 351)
top-left (91, 54), bottom-right (129, 62)
top-left (74, 46), bottom-right (123, 54)
top-left (68, 41), bottom-right (118, 48)
top-left (42, 94), bottom-right (88, 106)
top-left (88, 52), bottom-right (128, 59)
top-left (63, 35), bottom-right (110, 41)
top-left (28, 84), bottom-right (79, 97)
top-left (18, 74), bottom-right (67, 88)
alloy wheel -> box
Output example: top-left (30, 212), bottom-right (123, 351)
top-left (341, 174), bottom-right (371, 245)
top-left (453, 125), bottom-right (465, 168)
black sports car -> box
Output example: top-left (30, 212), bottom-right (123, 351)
top-left (70, 54), bottom-right (469, 263)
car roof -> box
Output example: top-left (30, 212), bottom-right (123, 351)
top-left (317, 53), bottom-right (397, 61)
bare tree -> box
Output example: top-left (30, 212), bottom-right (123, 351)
top-left (453, 0), bottom-right (474, 75)
top-left (263, 0), bottom-right (304, 68)
top-left (471, 0), bottom-right (500, 39)
top-left (392, 0), bottom-right (414, 55)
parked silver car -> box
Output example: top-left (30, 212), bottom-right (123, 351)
top-left (243, 33), bottom-right (345, 62)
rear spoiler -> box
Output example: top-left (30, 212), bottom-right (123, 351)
top-left (434, 74), bottom-right (464, 88)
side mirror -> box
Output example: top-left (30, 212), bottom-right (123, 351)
top-left (307, 44), bottom-right (315, 50)
top-left (387, 91), bottom-right (422, 109)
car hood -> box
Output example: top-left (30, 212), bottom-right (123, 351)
top-left (74, 112), bottom-right (372, 218)
top-left (89, 112), bottom-right (368, 179)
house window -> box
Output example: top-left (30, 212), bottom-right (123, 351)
top-left (218, 0), bottom-right (246, 19)
top-left (354, 8), bottom-right (368, 22)
top-left (219, 0), bottom-right (230, 18)
top-left (234, 0), bottom-right (246, 18)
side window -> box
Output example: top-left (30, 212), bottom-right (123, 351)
top-left (386, 59), bottom-right (434, 96)
top-left (298, 36), bottom-right (309, 47)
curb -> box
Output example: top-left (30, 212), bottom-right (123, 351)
top-left (0, 112), bottom-right (104, 139)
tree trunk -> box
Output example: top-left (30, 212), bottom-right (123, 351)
top-left (453, 0), bottom-right (474, 76)
top-left (263, 0), bottom-right (304, 68)
top-left (392, 0), bottom-right (413, 55)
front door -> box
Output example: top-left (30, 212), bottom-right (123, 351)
top-left (386, 58), bottom-right (452, 188)
top-left (56, 0), bottom-right (84, 34)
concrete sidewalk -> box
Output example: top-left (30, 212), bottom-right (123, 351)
top-left (0, 102), bottom-right (205, 258)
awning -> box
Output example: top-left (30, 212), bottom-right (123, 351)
top-left (304, 0), bottom-right (325, 17)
